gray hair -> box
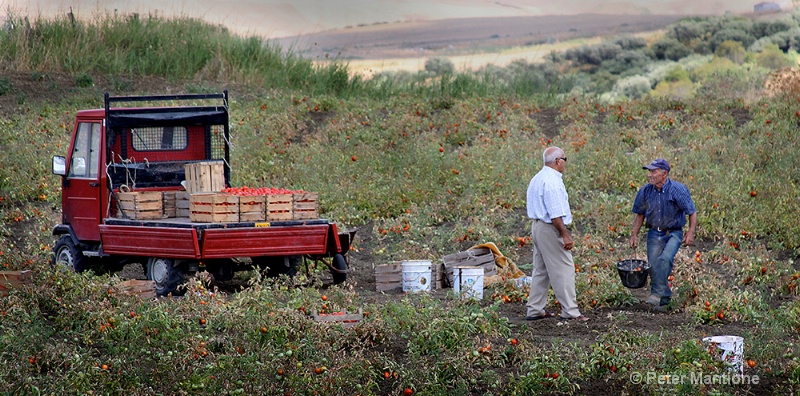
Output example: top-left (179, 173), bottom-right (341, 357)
top-left (543, 146), bottom-right (563, 165)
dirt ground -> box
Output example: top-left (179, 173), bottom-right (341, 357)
top-left (273, 14), bottom-right (685, 62)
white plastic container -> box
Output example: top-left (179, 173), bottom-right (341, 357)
top-left (702, 335), bottom-right (744, 375)
top-left (401, 260), bottom-right (432, 293)
top-left (452, 266), bottom-right (484, 299)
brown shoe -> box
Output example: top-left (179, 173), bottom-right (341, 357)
top-left (525, 311), bottom-right (555, 321)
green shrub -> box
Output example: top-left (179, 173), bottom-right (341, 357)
top-left (0, 77), bottom-right (11, 95)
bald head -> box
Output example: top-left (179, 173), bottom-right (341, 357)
top-left (543, 146), bottom-right (564, 165)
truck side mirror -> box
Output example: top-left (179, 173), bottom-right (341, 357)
top-left (52, 156), bottom-right (67, 176)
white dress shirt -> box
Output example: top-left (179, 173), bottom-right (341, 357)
top-left (526, 166), bottom-right (572, 225)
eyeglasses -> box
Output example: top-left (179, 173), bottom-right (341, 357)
top-left (557, 157), bottom-right (567, 163)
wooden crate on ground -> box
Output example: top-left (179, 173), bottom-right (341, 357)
top-left (113, 279), bottom-right (156, 298)
top-left (0, 270), bottom-right (32, 297)
top-left (267, 194), bottom-right (293, 221)
top-left (189, 193), bottom-right (239, 223)
top-left (162, 191), bottom-right (177, 218)
top-left (175, 192), bottom-right (190, 217)
top-left (433, 262), bottom-right (446, 289)
top-left (117, 191), bottom-right (163, 220)
top-left (310, 309), bottom-right (363, 328)
top-left (184, 161), bottom-right (225, 194)
top-left (293, 192), bottom-right (319, 220)
top-left (374, 263), bottom-right (403, 292)
top-left (239, 196), bottom-right (267, 222)
top-left (442, 247), bottom-right (498, 287)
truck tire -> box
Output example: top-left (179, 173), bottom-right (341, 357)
top-left (147, 257), bottom-right (184, 296)
top-left (331, 254), bottom-right (347, 284)
top-left (53, 235), bottom-right (87, 272)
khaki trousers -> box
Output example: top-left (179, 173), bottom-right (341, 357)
top-left (526, 219), bottom-right (581, 318)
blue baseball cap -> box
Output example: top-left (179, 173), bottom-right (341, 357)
top-left (643, 158), bottom-right (670, 172)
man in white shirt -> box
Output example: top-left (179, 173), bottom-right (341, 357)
top-left (525, 147), bottom-right (588, 322)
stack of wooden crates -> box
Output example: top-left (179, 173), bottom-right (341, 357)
top-left (113, 161), bottom-right (320, 223)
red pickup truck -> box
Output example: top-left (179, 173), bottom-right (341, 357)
top-left (51, 91), bottom-right (353, 295)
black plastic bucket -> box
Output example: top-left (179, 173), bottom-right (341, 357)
top-left (616, 259), bottom-right (650, 289)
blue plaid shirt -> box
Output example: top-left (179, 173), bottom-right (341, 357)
top-left (632, 179), bottom-right (695, 230)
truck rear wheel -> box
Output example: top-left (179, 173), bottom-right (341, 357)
top-left (53, 235), bottom-right (87, 272)
top-left (147, 257), bottom-right (184, 296)
top-left (331, 254), bottom-right (347, 284)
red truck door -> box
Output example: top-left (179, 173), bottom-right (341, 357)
top-left (63, 121), bottom-right (104, 242)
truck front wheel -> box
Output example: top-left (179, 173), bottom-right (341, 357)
top-left (147, 258), bottom-right (184, 296)
top-left (53, 235), bottom-right (87, 272)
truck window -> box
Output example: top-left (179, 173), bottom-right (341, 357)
top-left (69, 122), bottom-right (101, 178)
top-left (131, 126), bottom-right (188, 151)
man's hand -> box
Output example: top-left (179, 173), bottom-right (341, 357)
top-left (551, 217), bottom-right (573, 250)
top-left (683, 231), bottom-right (695, 246)
top-left (563, 233), bottom-right (574, 250)
top-left (629, 235), bottom-right (638, 249)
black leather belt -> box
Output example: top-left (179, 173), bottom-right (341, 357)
top-left (653, 227), bottom-right (681, 232)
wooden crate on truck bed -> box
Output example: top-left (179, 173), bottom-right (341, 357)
top-left (267, 194), bottom-right (293, 221)
top-left (239, 196), bottom-right (267, 222)
top-left (184, 161), bottom-right (225, 194)
top-left (293, 192), bottom-right (319, 220)
top-left (162, 191), bottom-right (177, 218)
top-left (176, 191), bottom-right (190, 217)
top-left (442, 247), bottom-right (498, 287)
top-left (117, 191), bottom-right (164, 220)
top-left (189, 193), bottom-right (239, 223)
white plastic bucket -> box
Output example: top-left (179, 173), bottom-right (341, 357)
top-left (401, 260), bottom-right (432, 293)
top-left (453, 266), bottom-right (484, 299)
top-left (702, 335), bottom-right (744, 375)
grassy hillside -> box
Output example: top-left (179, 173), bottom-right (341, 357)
top-left (1, 12), bottom-right (800, 395)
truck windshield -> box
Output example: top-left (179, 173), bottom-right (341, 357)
top-left (69, 122), bottom-right (101, 178)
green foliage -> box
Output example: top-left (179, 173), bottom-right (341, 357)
top-left (714, 40), bottom-right (747, 64)
top-left (651, 37), bottom-right (693, 61)
top-left (0, 77), bottom-right (11, 95)
top-left (754, 43), bottom-right (795, 70)
top-left (424, 57), bottom-right (455, 75)
top-left (75, 73), bottom-right (94, 87)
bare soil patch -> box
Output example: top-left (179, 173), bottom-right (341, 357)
top-left (275, 14), bottom-right (684, 64)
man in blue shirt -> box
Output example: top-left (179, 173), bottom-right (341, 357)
top-left (629, 158), bottom-right (697, 308)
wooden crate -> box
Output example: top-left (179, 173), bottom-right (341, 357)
top-left (162, 191), bottom-right (177, 218)
top-left (0, 270), bottom-right (32, 297)
top-left (310, 309), bottom-right (363, 328)
top-left (375, 263), bottom-right (403, 292)
top-left (114, 279), bottom-right (156, 299)
top-left (239, 196), bottom-right (267, 222)
top-left (117, 191), bottom-right (163, 220)
top-left (184, 161), bottom-right (225, 194)
top-left (442, 247), bottom-right (497, 287)
top-left (189, 193), bottom-right (239, 223)
top-left (267, 194), bottom-right (293, 221)
top-left (293, 192), bottom-right (319, 220)
top-left (176, 191), bottom-right (190, 217)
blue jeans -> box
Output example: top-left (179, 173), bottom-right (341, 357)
top-left (647, 229), bottom-right (683, 304)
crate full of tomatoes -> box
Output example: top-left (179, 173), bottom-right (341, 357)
top-left (221, 187), bottom-right (319, 221)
